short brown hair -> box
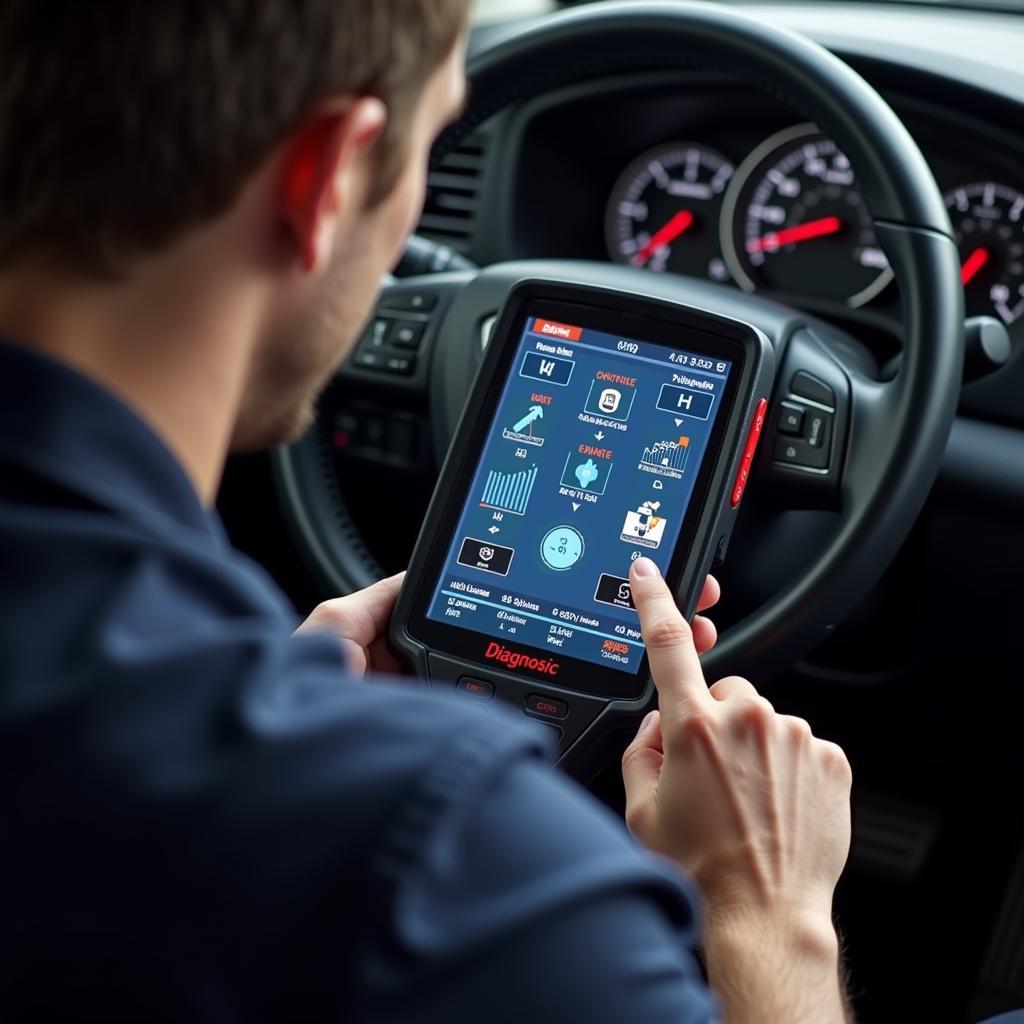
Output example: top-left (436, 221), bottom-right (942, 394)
top-left (0, 1), bottom-right (469, 275)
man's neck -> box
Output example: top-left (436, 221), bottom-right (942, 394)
top-left (0, 249), bottom-right (264, 505)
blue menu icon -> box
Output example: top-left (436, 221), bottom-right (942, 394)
top-left (560, 452), bottom-right (612, 495)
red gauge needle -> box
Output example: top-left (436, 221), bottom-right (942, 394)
top-left (634, 210), bottom-right (694, 264)
top-left (960, 246), bottom-right (990, 285)
top-left (746, 215), bottom-right (843, 254)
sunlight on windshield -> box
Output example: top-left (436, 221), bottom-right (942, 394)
top-left (473, 0), bottom-right (554, 22)
top-left (471, 0), bottom-right (1024, 22)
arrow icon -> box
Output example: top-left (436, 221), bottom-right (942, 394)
top-left (674, 418), bottom-right (684, 427)
top-left (512, 404), bottom-right (544, 433)
top-left (595, 430), bottom-right (605, 440)
top-left (571, 502), bottom-right (581, 512)
top-left (488, 525), bottom-right (500, 534)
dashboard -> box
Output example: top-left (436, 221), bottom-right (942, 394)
top-left (492, 73), bottom-right (1024, 347)
top-left (313, 3), bottom-right (1024, 581)
top-left (418, 2), bottom-right (1024, 436)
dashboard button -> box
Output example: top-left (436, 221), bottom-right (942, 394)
top-left (525, 694), bottom-right (569, 720)
top-left (791, 371), bottom-right (836, 409)
top-left (777, 401), bottom-right (806, 436)
top-left (457, 677), bottom-right (494, 700)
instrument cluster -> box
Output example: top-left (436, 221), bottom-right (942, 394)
top-left (605, 123), bottom-right (1024, 330)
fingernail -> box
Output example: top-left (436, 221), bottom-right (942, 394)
top-left (639, 710), bottom-right (657, 733)
top-left (632, 557), bottom-right (659, 578)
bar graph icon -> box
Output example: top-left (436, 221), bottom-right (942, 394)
top-left (641, 436), bottom-right (690, 472)
top-left (480, 464), bottom-right (538, 516)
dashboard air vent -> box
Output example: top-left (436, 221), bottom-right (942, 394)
top-left (418, 130), bottom-right (489, 255)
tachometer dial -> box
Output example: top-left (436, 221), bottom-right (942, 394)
top-left (721, 124), bottom-right (892, 307)
top-left (606, 143), bottom-right (734, 282)
top-left (944, 182), bottom-right (1024, 328)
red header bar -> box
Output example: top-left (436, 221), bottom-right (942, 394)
top-left (532, 318), bottom-right (582, 342)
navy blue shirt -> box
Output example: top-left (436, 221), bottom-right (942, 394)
top-left (0, 339), bottom-right (718, 1022)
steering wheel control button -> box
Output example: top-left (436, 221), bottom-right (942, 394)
top-left (390, 321), bottom-right (426, 350)
top-left (806, 409), bottom-right (832, 450)
top-left (730, 397), bottom-right (768, 507)
top-left (777, 401), bottom-right (806, 436)
top-left (362, 317), bottom-right (391, 349)
top-left (382, 354), bottom-right (416, 375)
top-left (457, 677), bottom-right (495, 700)
top-left (524, 694), bottom-right (569, 720)
top-left (457, 537), bottom-right (515, 576)
top-left (774, 430), bottom-right (829, 471)
top-left (354, 350), bottom-right (384, 370)
top-left (382, 291), bottom-right (438, 313)
top-left (790, 371), bottom-right (836, 409)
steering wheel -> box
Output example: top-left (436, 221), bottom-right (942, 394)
top-left (272, 1), bottom-right (963, 689)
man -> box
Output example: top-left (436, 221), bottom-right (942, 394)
top-left (0, 3), bottom-right (853, 1020)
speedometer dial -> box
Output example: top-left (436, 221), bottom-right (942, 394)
top-left (721, 124), bottom-right (893, 307)
top-left (606, 143), bottom-right (734, 282)
top-left (944, 182), bottom-right (1024, 328)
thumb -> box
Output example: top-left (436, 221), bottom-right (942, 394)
top-left (622, 711), bottom-right (663, 833)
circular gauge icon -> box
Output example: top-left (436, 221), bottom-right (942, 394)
top-left (721, 124), bottom-right (893, 307)
top-left (606, 142), bottom-right (735, 282)
top-left (944, 181), bottom-right (1024, 329)
top-left (540, 526), bottom-right (585, 571)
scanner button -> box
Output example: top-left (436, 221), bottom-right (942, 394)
top-left (525, 694), bottom-right (568, 720)
top-left (457, 677), bottom-right (495, 700)
top-left (730, 398), bottom-right (768, 508)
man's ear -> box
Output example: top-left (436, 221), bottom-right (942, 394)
top-left (279, 97), bottom-right (388, 273)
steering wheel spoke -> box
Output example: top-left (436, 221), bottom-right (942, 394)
top-left (337, 273), bottom-right (474, 402)
top-left (756, 327), bottom-right (853, 512)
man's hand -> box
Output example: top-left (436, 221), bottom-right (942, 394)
top-left (621, 557), bottom-right (853, 1024)
top-left (295, 573), bottom-right (405, 677)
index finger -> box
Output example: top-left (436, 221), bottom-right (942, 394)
top-left (629, 558), bottom-right (710, 719)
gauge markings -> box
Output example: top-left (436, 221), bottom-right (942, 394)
top-left (720, 123), bottom-right (892, 308)
top-left (606, 142), bottom-right (735, 282)
top-left (943, 181), bottom-right (1024, 328)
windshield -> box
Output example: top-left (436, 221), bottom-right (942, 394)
top-left (471, 0), bottom-right (1024, 23)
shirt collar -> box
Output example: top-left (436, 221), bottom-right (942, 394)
top-left (0, 338), bottom-right (219, 541)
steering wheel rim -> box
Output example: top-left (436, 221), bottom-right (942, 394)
top-left (274, 0), bottom-right (963, 685)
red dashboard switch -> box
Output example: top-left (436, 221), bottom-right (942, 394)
top-left (731, 398), bottom-right (768, 508)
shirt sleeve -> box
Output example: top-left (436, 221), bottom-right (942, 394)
top-left (357, 728), bottom-right (721, 1024)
